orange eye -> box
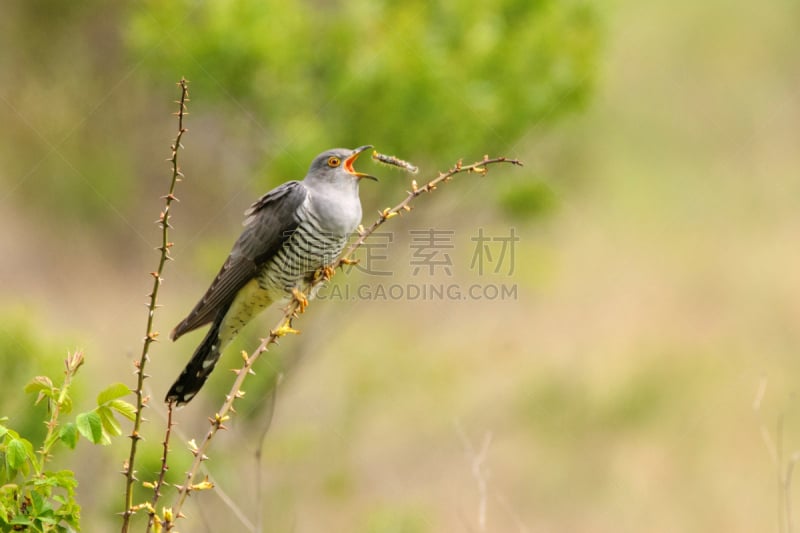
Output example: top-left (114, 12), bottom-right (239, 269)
top-left (327, 156), bottom-right (341, 167)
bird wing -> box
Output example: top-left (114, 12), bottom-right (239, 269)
top-left (171, 181), bottom-right (308, 340)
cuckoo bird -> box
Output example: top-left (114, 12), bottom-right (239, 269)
top-left (166, 145), bottom-right (375, 405)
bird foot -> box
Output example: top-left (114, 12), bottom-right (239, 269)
top-left (314, 265), bottom-right (336, 282)
top-left (291, 287), bottom-right (309, 314)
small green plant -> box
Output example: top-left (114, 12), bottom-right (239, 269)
top-left (0, 351), bottom-right (135, 532)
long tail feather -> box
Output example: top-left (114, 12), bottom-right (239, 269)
top-left (165, 313), bottom-right (225, 405)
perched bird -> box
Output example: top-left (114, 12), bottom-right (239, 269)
top-left (166, 145), bottom-right (375, 405)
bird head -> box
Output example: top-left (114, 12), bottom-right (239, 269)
top-left (305, 145), bottom-right (376, 185)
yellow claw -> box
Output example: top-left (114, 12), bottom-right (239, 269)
top-left (314, 265), bottom-right (336, 281)
top-left (291, 287), bottom-right (309, 313)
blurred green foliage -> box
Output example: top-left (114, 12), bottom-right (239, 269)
top-left (0, 1), bottom-right (134, 225)
top-left (0, 0), bottom-right (599, 225)
top-left (0, 351), bottom-right (135, 531)
top-left (128, 0), bottom-right (598, 182)
top-left (0, 312), bottom-right (74, 443)
top-left (516, 353), bottom-right (714, 441)
top-left (498, 179), bottom-right (558, 219)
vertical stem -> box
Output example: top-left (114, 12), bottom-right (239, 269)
top-left (121, 78), bottom-right (189, 533)
top-left (145, 402), bottom-right (175, 533)
top-left (38, 354), bottom-right (80, 469)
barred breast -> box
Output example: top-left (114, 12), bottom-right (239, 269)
top-left (258, 198), bottom-right (348, 298)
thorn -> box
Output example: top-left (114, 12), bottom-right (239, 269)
top-left (471, 166), bottom-right (488, 175)
top-left (191, 478), bottom-right (214, 491)
top-left (271, 322), bottom-right (300, 337)
top-left (339, 257), bottom-right (359, 266)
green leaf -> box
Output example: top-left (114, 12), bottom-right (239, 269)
top-left (24, 376), bottom-right (54, 405)
top-left (37, 515), bottom-right (58, 525)
top-left (97, 406), bottom-right (122, 437)
top-left (29, 490), bottom-right (48, 515)
top-left (20, 438), bottom-right (36, 464)
top-left (9, 515), bottom-right (33, 526)
top-left (59, 423), bottom-right (78, 450)
top-left (75, 411), bottom-right (103, 444)
top-left (0, 425), bottom-right (7, 439)
top-left (24, 375), bottom-right (53, 395)
top-left (96, 383), bottom-right (131, 406)
top-left (110, 399), bottom-right (137, 421)
top-left (6, 439), bottom-right (26, 470)
top-left (50, 470), bottom-right (78, 492)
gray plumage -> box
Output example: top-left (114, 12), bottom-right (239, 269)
top-left (166, 145), bottom-right (374, 405)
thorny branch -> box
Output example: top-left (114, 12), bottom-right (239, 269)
top-left (145, 402), bottom-right (175, 533)
top-left (166, 154), bottom-right (523, 529)
top-left (121, 77), bottom-right (189, 533)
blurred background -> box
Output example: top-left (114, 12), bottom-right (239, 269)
top-left (1, 0), bottom-right (799, 531)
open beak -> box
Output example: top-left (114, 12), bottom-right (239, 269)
top-left (344, 145), bottom-right (377, 181)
